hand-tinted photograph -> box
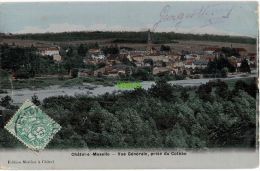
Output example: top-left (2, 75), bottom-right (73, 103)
top-left (0, 1), bottom-right (258, 169)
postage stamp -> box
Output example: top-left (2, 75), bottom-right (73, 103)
top-left (4, 100), bottom-right (61, 151)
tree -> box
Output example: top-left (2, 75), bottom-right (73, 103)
top-left (233, 79), bottom-right (258, 98)
top-left (125, 67), bottom-right (132, 77)
top-left (206, 56), bottom-right (236, 75)
top-left (132, 68), bottom-right (152, 81)
top-left (234, 80), bottom-right (248, 92)
top-left (77, 44), bottom-right (88, 57)
top-left (165, 124), bottom-right (188, 148)
top-left (220, 47), bottom-right (240, 57)
top-left (0, 45), bottom-right (40, 78)
top-left (143, 58), bottom-right (154, 66)
top-left (180, 55), bottom-right (185, 61)
top-left (247, 78), bottom-right (258, 98)
top-left (0, 129), bottom-right (24, 148)
top-left (102, 45), bottom-right (119, 55)
top-left (215, 80), bottom-right (229, 99)
top-left (70, 68), bottom-right (79, 78)
top-left (181, 90), bottom-right (189, 102)
top-left (0, 95), bottom-right (12, 108)
top-left (239, 59), bottom-right (251, 73)
top-left (83, 102), bottom-right (124, 147)
top-left (149, 79), bottom-right (176, 101)
top-left (160, 45), bottom-right (171, 52)
top-left (197, 83), bottom-right (212, 101)
top-left (64, 48), bottom-right (84, 74)
top-left (31, 94), bottom-right (41, 106)
top-left (221, 67), bottom-right (228, 78)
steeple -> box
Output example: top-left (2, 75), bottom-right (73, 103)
top-left (147, 29), bottom-right (152, 54)
top-left (147, 29), bottom-right (152, 45)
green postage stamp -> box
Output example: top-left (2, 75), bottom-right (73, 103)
top-left (4, 100), bottom-right (61, 151)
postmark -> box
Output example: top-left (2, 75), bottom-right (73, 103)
top-left (4, 100), bottom-right (61, 151)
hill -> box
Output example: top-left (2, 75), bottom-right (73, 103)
top-left (1, 31), bottom-right (256, 44)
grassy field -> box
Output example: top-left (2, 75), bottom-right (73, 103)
top-left (1, 38), bottom-right (257, 54)
top-left (61, 77), bottom-right (116, 87)
top-left (0, 72), bottom-right (117, 89)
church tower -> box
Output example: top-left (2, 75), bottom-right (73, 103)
top-left (146, 29), bottom-right (153, 54)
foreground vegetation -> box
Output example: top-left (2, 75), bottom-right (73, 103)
top-left (0, 78), bottom-right (257, 149)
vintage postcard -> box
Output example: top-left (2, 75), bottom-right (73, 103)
top-left (0, 0), bottom-right (259, 169)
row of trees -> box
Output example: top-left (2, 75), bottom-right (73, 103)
top-left (204, 56), bottom-right (251, 78)
top-left (0, 44), bottom-right (69, 78)
top-left (0, 78), bottom-right (257, 149)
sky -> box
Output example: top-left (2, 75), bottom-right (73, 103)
top-left (0, 1), bottom-right (258, 37)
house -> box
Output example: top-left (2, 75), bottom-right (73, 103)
top-left (184, 60), bottom-right (194, 69)
top-left (184, 54), bottom-right (200, 60)
top-left (92, 64), bottom-right (131, 77)
top-left (88, 48), bottom-right (101, 54)
top-left (234, 48), bottom-right (247, 57)
top-left (247, 53), bottom-right (257, 68)
top-left (172, 61), bottom-right (184, 68)
top-left (184, 60), bottom-right (208, 69)
top-left (93, 54), bottom-right (106, 60)
top-left (144, 62), bottom-right (152, 67)
top-left (153, 67), bottom-right (171, 75)
top-left (129, 50), bottom-right (146, 56)
top-left (78, 68), bottom-right (93, 77)
top-left (203, 47), bottom-right (220, 55)
top-left (88, 48), bottom-right (106, 60)
top-left (134, 61), bottom-right (143, 67)
top-left (193, 60), bottom-right (208, 69)
top-left (106, 59), bottom-right (121, 66)
top-left (120, 48), bottom-right (130, 55)
top-left (38, 47), bottom-right (60, 56)
top-left (201, 55), bottom-right (215, 62)
top-left (53, 54), bottom-right (63, 62)
top-left (132, 55), bottom-right (144, 63)
top-left (144, 55), bottom-right (169, 63)
top-left (153, 60), bottom-right (166, 67)
top-left (93, 67), bottom-right (106, 77)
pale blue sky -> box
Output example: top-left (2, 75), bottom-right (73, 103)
top-left (0, 1), bottom-right (258, 37)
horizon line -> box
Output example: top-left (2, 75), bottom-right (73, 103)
top-left (1, 30), bottom-right (256, 39)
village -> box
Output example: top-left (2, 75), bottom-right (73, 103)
top-left (26, 30), bottom-right (256, 80)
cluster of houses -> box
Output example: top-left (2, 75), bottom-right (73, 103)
top-left (78, 47), bottom-right (255, 78)
top-left (34, 31), bottom-right (256, 78)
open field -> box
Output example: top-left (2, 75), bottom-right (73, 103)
top-left (116, 40), bottom-right (257, 53)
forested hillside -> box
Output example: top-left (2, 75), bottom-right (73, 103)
top-left (0, 79), bottom-right (257, 149)
top-left (2, 31), bottom-right (256, 44)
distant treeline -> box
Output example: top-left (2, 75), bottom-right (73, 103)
top-left (2, 31), bottom-right (256, 44)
